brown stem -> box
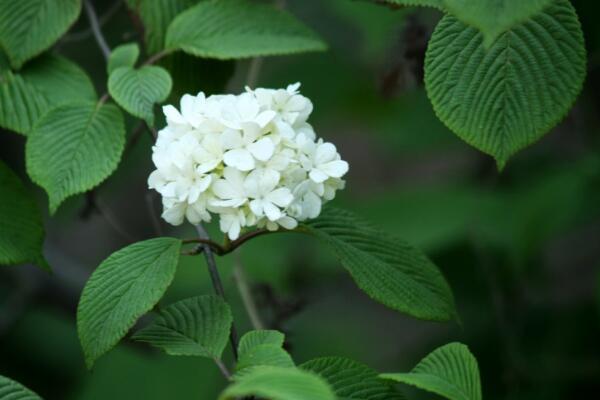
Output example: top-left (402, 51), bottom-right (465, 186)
top-left (181, 229), bottom-right (276, 256)
top-left (143, 49), bottom-right (173, 66)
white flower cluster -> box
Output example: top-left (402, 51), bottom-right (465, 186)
top-left (148, 83), bottom-right (349, 240)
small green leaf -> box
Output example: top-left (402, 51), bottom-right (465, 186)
top-left (126, 0), bottom-right (197, 54)
top-left (0, 0), bottom-right (82, 69)
top-left (132, 295), bottom-right (232, 359)
top-left (380, 342), bottom-right (481, 400)
top-left (236, 345), bottom-right (295, 375)
top-left (302, 357), bottom-right (405, 400)
top-left (0, 160), bottom-right (47, 269)
top-left (425, 0), bottom-right (586, 165)
top-left (108, 65), bottom-right (172, 125)
top-left (220, 366), bottom-right (336, 400)
top-left (236, 330), bottom-right (293, 374)
top-left (0, 55), bottom-right (96, 135)
top-left (0, 374), bottom-right (42, 399)
top-left (108, 43), bottom-right (140, 75)
top-left (77, 237), bottom-right (181, 368)
top-left (26, 101), bottom-right (125, 213)
top-left (165, 0), bottom-right (327, 59)
top-left (302, 206), bottom-right (457, 322)
top-left (238, 330), bottom-right (285, 357)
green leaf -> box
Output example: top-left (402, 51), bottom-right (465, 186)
top-left (108, 65), bottom-right (172, 125)
top-left (108, 43), bottom-right (140, 75)
top-left (380, 342), bottom-right (481, 400)
top-left (380, 0), bottom-right (552, 47)
top-left (443, 0), bottom-right (553, 47)
top-left (236, 330), bottom-right (293, 374)
top-left (127, 0), bottom-right (197, 54)
top-left (0, 374), bottom-right (42, 400)
top-left (26, 101), bottom-right (125, 213)
top-left (377, 0), bottom-right (444, 10)
top-left (302, 357), bottom-right (405, 400)
top-left (77, 237), bottom-right (181, 369)
top-left (220, 366), bottom-right (336, 400)
top-left (236, 346), bottom-right (295, 375)
top-left (0, 55), bottom-right (96, 135)
top-left (132, 295), bottom-right (232, 359)
top-left (238, 330), bottom-right (285, 357)
top-left (0, 0), bottom-right (82, 69)
top-left (301, 206), bottom-right (456, 322)
top-left (0, 160), bottom-right (47, 269)
top-left (165, 0), bottom-right (327, 59)
top-left (425, 0), bottom-right (586, 166)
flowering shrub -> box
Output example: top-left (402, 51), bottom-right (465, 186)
top-left (148, 84), bottom-right (348, 239)
top-left (0, 0), bottom-right (589, 398)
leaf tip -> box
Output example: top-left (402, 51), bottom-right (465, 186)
top-left (495, 157), bottom-right (507, 172)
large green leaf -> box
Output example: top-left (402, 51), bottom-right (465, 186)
top-left (302, 357), bottom-right (405, 400)
top-left (20, 55), bottom-right (96, 104)
top-left (107, 42), bottom-right (140, 75)
top-left (126, 0), bottom-right (197, 54)
top-left (424, 0), bottom-right (586, 166)
top-left (0, 374), bottom-right (42, 400)
top-left (108, 65), bottom-right (172, 125)
top-left (301, 207), bottom-right (456, 322)
top-left (0, 55), bottom-right (96, 135)
top-left (380, 342), bottom-right (481, 400)
top-left (238, 330), bottom-right (285, 357)
top-left (0, 0), bottom-right (81, 69)
top-left (26, 101), bottom-right (125, 213)
top-left (165, 0), bottom-right (327, 59)
top-left (220, 366), bottom-right (336, 400)
top-left (0, 160), bottom-right (47, 269)
top-left (77, 237), bottom-right (181, 368)
top-left (132, 295), bottom-right (232, 358)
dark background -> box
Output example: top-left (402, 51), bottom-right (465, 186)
top-left (1, 0), bottom-right (600, 398)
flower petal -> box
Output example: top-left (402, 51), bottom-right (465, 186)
top-left (247, 137), bottom-right (275, 161)
top-left (223, 148), bottom-right (255, 171)
top-left (163, 105), bottom-right (186, 125)
top-left (314, 142), bottom-right (337, 164)
top-left (320, 160), bottom-right (349, 178)
top-left (263, 201), bottom-right (282, 221)
top-left (221, 129), bottom-right (244, 149)
top-left (309, 168), bottom-right (328, 183)
top-left (266, 188), bottom-right (293, 208)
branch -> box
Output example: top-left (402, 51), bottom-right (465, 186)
top-left (195, 224), bottom-right (240, 360)
top-left (182, 228), bottom-right (275, 256)
top-left (143, 49), bottom-right (173, 66)
top-left (233, 251), bottom-right (265, 330)
top-left (83, 0), bottom-right (111, 60)
top-left (63, 0), bottom-right (122, 43)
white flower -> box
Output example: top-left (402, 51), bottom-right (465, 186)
top-left (244, 169), bottom-right (293, 222)
top-left (148, 84), bottom-right (349, 239)
top-left (211, 167), bottom-right (248, 208)
top-left (304, 141), bottom-right (349, 184)
top-left (221, 124), bottom-right (275, 171)
top-left (218, 208), bottom-right (247, 240)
